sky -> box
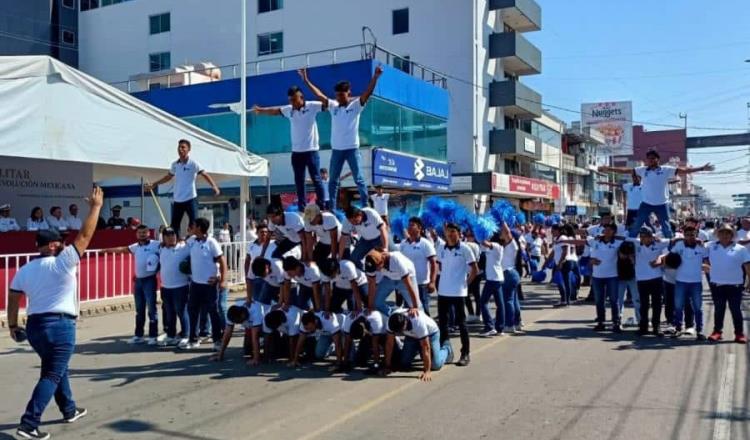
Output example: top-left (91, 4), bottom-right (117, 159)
top-left (523, 0), bottom-right (750, 206)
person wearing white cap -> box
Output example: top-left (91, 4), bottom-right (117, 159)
top-left (303, 203), bottom-right (341, 264)
top-left (0, 203), bottom-right (20, 232)
top-left (102, 225), bottom-right (162, 344)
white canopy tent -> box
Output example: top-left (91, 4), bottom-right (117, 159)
top-left (0, 56), bottom-right (266, 241)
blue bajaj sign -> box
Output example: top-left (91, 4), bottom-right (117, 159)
top-left (372, 149), bottom-right (451, 192)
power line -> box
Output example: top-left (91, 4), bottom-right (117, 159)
top-left (545, 40), bottom-right (750, 60)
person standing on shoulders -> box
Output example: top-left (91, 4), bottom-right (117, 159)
top-left (7, 186), bottom-right (103, 440)
top-left (252, 78), bottom-right (326, 212)
top-left (144, 139), bottom-right (220, 237)
top-left (0, 203), bottom-right (21, 232)
top-left (299, 65), bottom-right (384, 210)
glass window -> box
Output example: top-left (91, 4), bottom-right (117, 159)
top-left (257, 32), bottom-right (283, 56)
top-left (258, 0), bottom-right (283, 14)
top-left (393, 55), bottom-right (411, 74)
top-left (149, 13), bottom-right (171, 35)
top-left (392, 8), bottom-right (409, 35)
top-left (63, 0), bottom-right (76, 9)
top-left (149, 52), bottom-right (170, 72)
top-left (81, 0), bottom-right (98, 10)
top-left (62, 30), bottom-right (76, 45)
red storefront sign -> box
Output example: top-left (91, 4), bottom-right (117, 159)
top-left (508, 175), bottom-right (560, 199)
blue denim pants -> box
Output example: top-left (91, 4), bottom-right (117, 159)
top-left (628, 202), bottom-right (672, 239)
top-left (674, 281), bottom-right (703, 331)
top-left (480, 280), bottom-right (504, 332)
top-left (502, 268), bottom-right (520, 328)
top-left (134, 275), bottom-right (158, 338)
top-left (161, 285), bottom-right (190, 339)
top-left (350, 236), bottom-right (384, 270)
top-left (400, 332), bottom-right (452, 370)
top-left (21, 315), bottom-right (77, 430)
top-left (291, 151), bottom-right (325, 211)
top-left (328, 148), bottom-right (369, 211)
top-left (418, 284), bottom-right (431, 316)
top-left (375, 276), bottom-right (418, 315)
top-left (592, 276), bottom-right (620, 325)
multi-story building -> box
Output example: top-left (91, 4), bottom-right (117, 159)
top-left (0, 0), bottom-right (78, 67)
top-left (77, 0), bottom-right (544, 210)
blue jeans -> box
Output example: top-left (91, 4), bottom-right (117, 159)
top-left (171, 198), bottom-right (198, 237)
top-left (350, 236), bottom-right (384, 270)
top-left (592, 276), bottom-right (620, 324)
top-left (134, 275), bottom-right (158, 338)
top-left (188, 282), bottom-right (223, 343)
top-left (674, 281), bottom-right (703, 331)
top-left (480, 280), bottom-right (504, 331)
top-left (502, 268), bottom-right (520, 328)
top-left (400, 332), bottom-right (452, 370)
top-left (21, 315), bottom-right (77, 430)
top-left (628, 202), bottom-right (672, 238)
top-left (617, 278), bottom-right (641, 323)
top-left (559, 261), bottom-right (579, 304)
top-left (291, 151), bottom-right (325, 211)
top-left (161, 285), bottom-right (190, 338)
top-left (418, 284), bottom-right (431, 316)
top-left (251, 278), bottom-right (266, 302)
top-left (375, 276), bottom-right (418, 315)
top-left (328, 149), bottom-right (369, 211)
top-left (314, 334), bottom-right (336, 360)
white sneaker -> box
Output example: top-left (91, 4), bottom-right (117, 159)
top-left (479, 329), bottom-right (498, 337)
top-left (156, 339), bottom-right (168, 347)
top-left (664, 325), bottom-right (676, 334)
top-left (127, 336), bottom-right (145, 345)
top-left (177, 338), bottom-right (190, 349)
top-left (213, 342), bottom-right (222, 352)
top-left (156, 333), bottom-right (167, 342)
top-left (518, 321), bottom-right (525, 329)
top-left (685, 327), bottom-right (697, 337)
top-left (179, 341), bottom-right (200, 350)
top-left (146, 337), bottom-right (158, 346)
top-left (624, 317), bottom-right (637, 327)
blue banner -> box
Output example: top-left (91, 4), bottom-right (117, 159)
top-left (372, 148), bottom-right (451, 192)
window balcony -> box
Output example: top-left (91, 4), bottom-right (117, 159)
top-left (489, 0), bottom-right (542, 32)
top-left (489, 31), bottom-right (541, 76)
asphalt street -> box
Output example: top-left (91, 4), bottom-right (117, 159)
top-left (0, 283), bottom-right (747, 440)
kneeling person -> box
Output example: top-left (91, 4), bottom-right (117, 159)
top-left (292, 311), bottom-right (344, 368)
top-left (383, 310), bottom-right (454, 382)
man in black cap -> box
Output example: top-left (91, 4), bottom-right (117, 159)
top-left (106, 205), bottom-right (127, 230)
top-left (7, 186), bottom-right (104, 440)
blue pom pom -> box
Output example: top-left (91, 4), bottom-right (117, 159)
top-left (515, 212), bottom-right (527, 225)
top-left (285, 204), bottom-right (300, 213)
top-left (532, 213), bottom-right (546, 225)
top-left (332, 209), bottom-right (346, 223)
top-left (531, 270), bottom-right (547, 283)
top-left (472, 214), bottom-right (498, 242)
top-left (389, 213), bottom-right (409, 240)
top-left (551, 214), bottom-right (562, 225)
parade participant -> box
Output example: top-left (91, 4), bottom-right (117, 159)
top-left (370, 186), bottom-right (390, 222)
top-left (300, 65), bottom-right (384, 210)
top-left (244, 223), bottom-right (270, 302)
top-left (398, 217), bottom-right (437, 316)
top-left (158, 227), bottom-right (191, 348)
top-left (599, 149), bottom-right (713, 239)
top-left (252, 77), bottom-right (326, 212)
top-left (282, 256), bottom-right (322, 312)
top-left (292, 310), bottom-right (344, 367)
top-left (549, 224), bottom-right (578, 307)
top-left (382, 310), bottom-right (453, 382)
top-left (499, 223), bottom-right (523, 333)
top-left (435, 223), bottom-right (478, 367)
top-left (478, 232), bottom-right (504, 337)
top-left (319, 258), bottom-right (368, 316)
top-left (319, 168), bottom-right (332, 210)
top-left (341, 309), bottom-right (386, 369)
top-left (463, 229), bottom-right (482, 323)
top-left (616, 240), bottom-right (641, 327)
top-left (105, 205), bottom-right (127, 230)
top-left (527, 229), bottom-right (545, 273)
top-left (668, 225), bottom-right (708, 340)
top-left (684, 217), bottom-right (709, 242)
top-left (27, 207), bottom-right (49, 231)
top-left (340, 205), bottom-right (389, 269)
top-left (587, 212), bottom-right (625, 237)
top-left (186, 217), bottom-right (228, 350)
top-left (262, 307), bottom-right (302, 364)
top-left (705, 223), bottom-right (750, 343)
top-left (0, 203), bottom-right (20, 232)
top-left (266, 204), bottom-right (305, 259)
top-left (211, 302), bottom-right (264, 366)
top-left (629, 227), bottom-right (669, 336)
top-left (364, 249), bottom-right (420, 316)
top-left (46, 207), bottom-right (68, 231)
top-left (8, 186), bottom-right (102, 440)
top-left (598, 174), bottom-right (643, 228)
top-left (144, 139), bottom-right (221, 236)
top-left (103, 225), bottom-right (161, 345)
top-left (303, 203), bottom-right (341, 264)
top-left (65, 204), bottom-right (82, 231)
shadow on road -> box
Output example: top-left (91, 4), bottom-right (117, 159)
top-left (105, 419), bottom-right (223, 440)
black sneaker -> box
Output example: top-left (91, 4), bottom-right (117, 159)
top-left (64, 407), bottom-right (87, 423)
top-left (593, 323), bottom-right (606, 331)
top-left (696, 333), bottom-right (706, 341)
top-left (456, 354), bottom-right (471, 367)
top-left (612, 325), bottom-right (623, 333)
top-left (636, 328), bottom-right (649, 336)
top-left (652, 330), bottom-right (664, 337)
top-left (16, 426), bottom-right (50, 440)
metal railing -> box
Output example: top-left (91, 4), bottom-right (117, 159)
top-left (110, 43), bottom-right (448, 94)
top-left (1, 242), bottom-right (251, 317)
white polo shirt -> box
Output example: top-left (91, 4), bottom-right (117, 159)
top-left (304, 212), bottom-right (341, 246)
top-left (286, 264), bottom-right (322, 288)
top-left (263, 258), bottom-right (287, 288)
top-left (128, 240), bottom-right (161, 279)
top-left (47, 216), bottom-right (68, 231)
top-left (169, 158), bottom-right (204, 203)
top-left (189, 237), bottom-right (223, 284)
top-left (388, 310), bottom-right (439, 339)
top-left (587, 237), bottom-right (624, 279)
top-left (0, 217), bottom-right (20, 232)
top-left (65, 216), bottom-right (82, 230)
top-left (323, 260), bottom-right (367, 290)
top-left (263, 306), bottom-right (302, 336)
top-left (481, 242), bottom-right (504, 282)
top-left (671, 241), bottom-right (708, 283)
top-left (399, 237), bottom-right (436, 285)
top-left (269, 212), bottom-right (305, 243)
top-left (159, 243), bottom-right (191, 288)
top-left (627, 238), bottom-right (669, 281)
top-left (299, 311), bottom-right (342, 336)
top-left (280, 101), bottom-right (323, 153)
top-left (342, 310), bottom-right (386, 335)
top-left (27, 218), bottom-right (49, 231)
top-left (378, 251), bottom-right (417, 282)
top-left (371, 193), bottom-right (390, 216)
top-left (501, 240), bottom-right (519, 271)
top-left (342, 207), bottom-right (383, 241)
top-left (553, 236), bottom-right (577, 264)
top-left (328, 98), bottom-right (364, 150)
top-left (245, 240), bottom-right (266, 280)
top-left (529, 237), bottom-right (543, 257)
top-left (10, 245), bottom-right (80, 316)
top-left (634, 165), bottom-right (677, 206)
top-left (707, 241), bottom-right (750, 285)
top-left (622, 183), bottom-right (642, 210)
top-left (437, 242), bottom-right (476, 297)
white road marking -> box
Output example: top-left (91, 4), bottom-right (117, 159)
top-left (712, 351), bottom-right (735, 440)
